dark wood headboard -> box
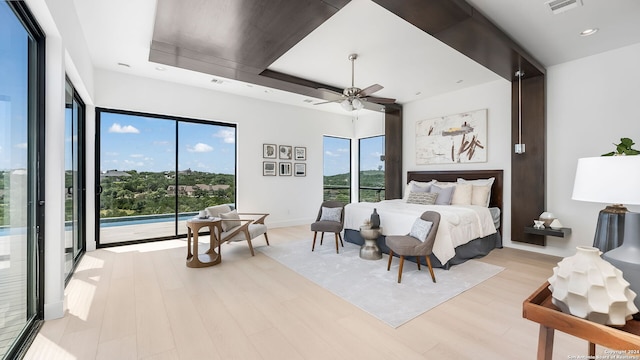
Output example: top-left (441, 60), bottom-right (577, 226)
top-left (406, 169), bottom-right (504, 212)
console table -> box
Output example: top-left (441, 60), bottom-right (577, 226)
top-left (186, 218), bottom-right (223, 268)
top-left (523, 282), bottom-right (640, 359)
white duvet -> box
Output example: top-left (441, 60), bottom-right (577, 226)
top-left (344, 200), bottom-right (497, 264)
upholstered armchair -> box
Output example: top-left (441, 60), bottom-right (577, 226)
top-left (310, 201), bottom-right (345, 253)
top-left (206, 204), bottom-right (269, 256)
top-left (385, 211), bottom-right (441, 283)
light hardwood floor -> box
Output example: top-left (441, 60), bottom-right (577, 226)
top-left (25, 225), bottom-right (595, 359)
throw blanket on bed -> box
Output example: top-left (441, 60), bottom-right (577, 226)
top-left (344, 200), bottom-right (497, 264)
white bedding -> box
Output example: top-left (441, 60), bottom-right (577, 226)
top-left (344, 200), bottom-right (497, 264)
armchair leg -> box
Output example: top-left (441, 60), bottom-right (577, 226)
top-left (320, 232), bottom-right (324, 245)
top-left (312, 232), bottom-right (318, 251)
top-left (247, 238), bottom-right (255, 256)
top-left (334, 233), bottom-right (340, 254)
top-left (426, 256), bottom-right (436, 283)
top-left (398, 256), bottom-right (405, 283)
top-left (263, 232), bottom-right (270, 246)
top-left (387, 250), bottom-right (394, 271)
top-left (417, 259), bottom-right (421, 271)
top-left (338, 233), bottom-right (344, 247)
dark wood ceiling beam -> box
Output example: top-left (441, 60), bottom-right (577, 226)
top-left (371, 0), bottom-right (545, 80)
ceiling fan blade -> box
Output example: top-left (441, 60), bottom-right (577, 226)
top-left (314, 99), bottom-right (342, 105)
top-left (364, 95), bottom-right (396, 104)
top-left (358, 84), bottom-right (383, 97)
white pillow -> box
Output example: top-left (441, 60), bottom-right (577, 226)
top-left (457, 177), bottom-right (495, 207)
top-left (320, 207), bottom-right (342, 222)
top-left (409, 218), bottom-right (433, 242)
top-left (220, 210), bottom-right (241, 232)
top-left (471, 185), bottom-right (491, 207)
top-left (451, 183), bottom-right (473, 205)
top-left (402, 180), bottom-right (435, 201)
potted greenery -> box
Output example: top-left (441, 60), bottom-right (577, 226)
top-left (602, 138), bottom-right (639, 156)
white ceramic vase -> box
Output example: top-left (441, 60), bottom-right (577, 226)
top-left (548, 246), bottom-right (638, 325)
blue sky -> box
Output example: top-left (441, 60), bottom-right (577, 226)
top-left (100, 112), bottom-right (236, 174)
top-left (323, 135), bottom-right (385, 176)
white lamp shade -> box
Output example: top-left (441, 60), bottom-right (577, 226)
top-left (352, 97), bottom-right (364, 110)
top-left (340, 99), bottom-right (352, 111)
top-left (572, 156), bottom-right (640, 205)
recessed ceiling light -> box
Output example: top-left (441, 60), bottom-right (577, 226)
top-left (264, 89), bottom-right (270, 94)
top-left (211, 78), bottom-right (224, 84)
top-left (580, 28), bottom-right (598, 36)
top-left (303, 99), bottom-right (314, 103)
top-left (456, 79), bottom-right (464, 84)
top-left (415, 91), bottom-right (422, 96)
top-left (117, 62), bottom-right (131, 68)
top-left (155, 66), bottom-right (167, 71)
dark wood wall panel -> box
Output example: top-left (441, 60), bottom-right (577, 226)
top-left (511, 75), bottom-right (546, 245)
top-left (384, 106), bottom-right (403, 200)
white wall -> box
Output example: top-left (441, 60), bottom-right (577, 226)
top-left (402, 79), bottom-right (513, 243)
top-left (542, 42), bottom-right (640, 258)
top-left (95, 69), bottom-right (354, 229)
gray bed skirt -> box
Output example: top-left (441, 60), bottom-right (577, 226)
top-left (343, 229), bottom-right (502, 270)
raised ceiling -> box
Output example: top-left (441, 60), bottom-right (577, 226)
top-left (73, 0), bottom-right (640, 114)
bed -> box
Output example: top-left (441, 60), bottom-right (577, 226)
top-left (344, 170), bottom-right (503, 269)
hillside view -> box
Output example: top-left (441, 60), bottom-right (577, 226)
top-left (324, 170), bottom-right (385, 203)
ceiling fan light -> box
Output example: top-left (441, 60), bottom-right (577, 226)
top-left (340, 99), bottom-right (353, 111)
top-left (352, 98), bottom-right (364, 110)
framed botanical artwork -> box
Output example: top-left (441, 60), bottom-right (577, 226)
top-left (294, 146), bottom-right (306, 160)
top-left (294, 163), bottom-right (306, 177)
top-left (263, 161), bottom-right (276, 176)
top-left (279, 162), bottom-right (292, 176)
top-left (263, 144), bottom-right (277, 159)
top-left (279, 145), bottom-right (292, 160)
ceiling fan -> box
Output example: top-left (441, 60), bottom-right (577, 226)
top-left (315, 53), bottom-right (396, 111)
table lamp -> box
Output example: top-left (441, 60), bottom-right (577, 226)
top-left (572, 156), bottom-right (640, 251)
top-left (572, 155), bottom-right (640, 313)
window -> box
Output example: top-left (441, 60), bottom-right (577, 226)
top-left (359, 135), bottom-right (385, 202)
top-left (0, 1), bottom-right (45, 358)
top-left (97, 109), bottom-right (236, 245)
top-left (323, 136), bottom-right (351, 203)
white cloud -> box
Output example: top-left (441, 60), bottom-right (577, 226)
top-left (213, 129), bottom-right (235, 144)
top-left (130, 154), bottom-right (144, 158)
top-left (153, 140), bottom-right (170, 146)
top-left (337, 148), bottom-right (349, 153)
top-left (325, 150), bottom-right (340, 157)
top-left (187, 143), bottom-right (213, 153)
top-left (109, 123), bottom-right (140, 134)
top-left (15, 143), bottom-right (27, 149)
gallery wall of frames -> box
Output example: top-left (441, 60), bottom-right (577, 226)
top-left (262, 144), bottom-right (306, 177)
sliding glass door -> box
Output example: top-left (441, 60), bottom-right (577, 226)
top-left (0, 1), bottom-right (44, 358)
top-left (97, 109), bottom-right (236, 245)
top-left (64, 78), bottom-right (85, 281)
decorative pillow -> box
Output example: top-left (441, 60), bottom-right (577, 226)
top-left (457, 177), bottom-right (495, 207)
top-left (320, 207), bottom-right (342, 222)
top-left (434, 181), bottom-right (456, 188)
top-left (430, 184), bottom-right (455, 205)
top-left (451, 183), bottom-right (473, 205)
top-left (471, 184), bottom-right (491, 207)
top-left (406, 192), bottom-right (438, 205)
top-left (403, 180), bottom-right (435, 201)
top-left (409, 218), bottom-right (433, 242)
top-left (220, 210), bottom-right (241, 232)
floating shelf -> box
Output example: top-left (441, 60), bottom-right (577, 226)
top-left (524, 226), bottom-right (571, 238)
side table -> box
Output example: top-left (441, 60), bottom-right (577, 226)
top-left (359, 225), bottom-right (382, 260)
top-left (186, 217), bottom-right (223, 268)
top-left (523, 281), bottom-right (640, 359)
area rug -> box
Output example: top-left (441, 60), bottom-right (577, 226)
top-left (258, 240), bottom-right (504, 328)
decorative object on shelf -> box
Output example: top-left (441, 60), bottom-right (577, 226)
top-left (370, 208), bottom-right (380, 229)
top-left (263, 143), bottom-right (277, 159)
top-left (603, 212), bottom-right (640, 315)
top-left (548, 246), bottom-right (638, 325)
top-left (538, 212), bottom-right (556, 227)
top-left (533, 220), bottom-right (545, 229)
top-left (572, 156), bottom-right (640, 252)
top-left (549, 219), bottom-right (563, 229)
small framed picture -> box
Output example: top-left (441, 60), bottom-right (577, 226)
top-left (263, 161), bottom-right (276, 176)
top-left (263, 144), bottom-right (277, 159)
top-left (294, 163), bottom-right (306, 177)
top-left (279, 162), bottom-right (292, 176)
top-left (294, 146), bottom-right (306, 160)
top-left (279, 145), bottom-right (292, 160)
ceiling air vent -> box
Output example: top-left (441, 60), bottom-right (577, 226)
top-left (545, 0), bottom-right (582, 14)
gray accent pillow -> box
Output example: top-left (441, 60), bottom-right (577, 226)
top-left (320, 207), bottom-right (342, 222)
top-left (430, 184), bottom-right (455, 205)
top-left (406, 192), bottom-right (438, 205)
top-left (410, 218), bottom-right (433, 242)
